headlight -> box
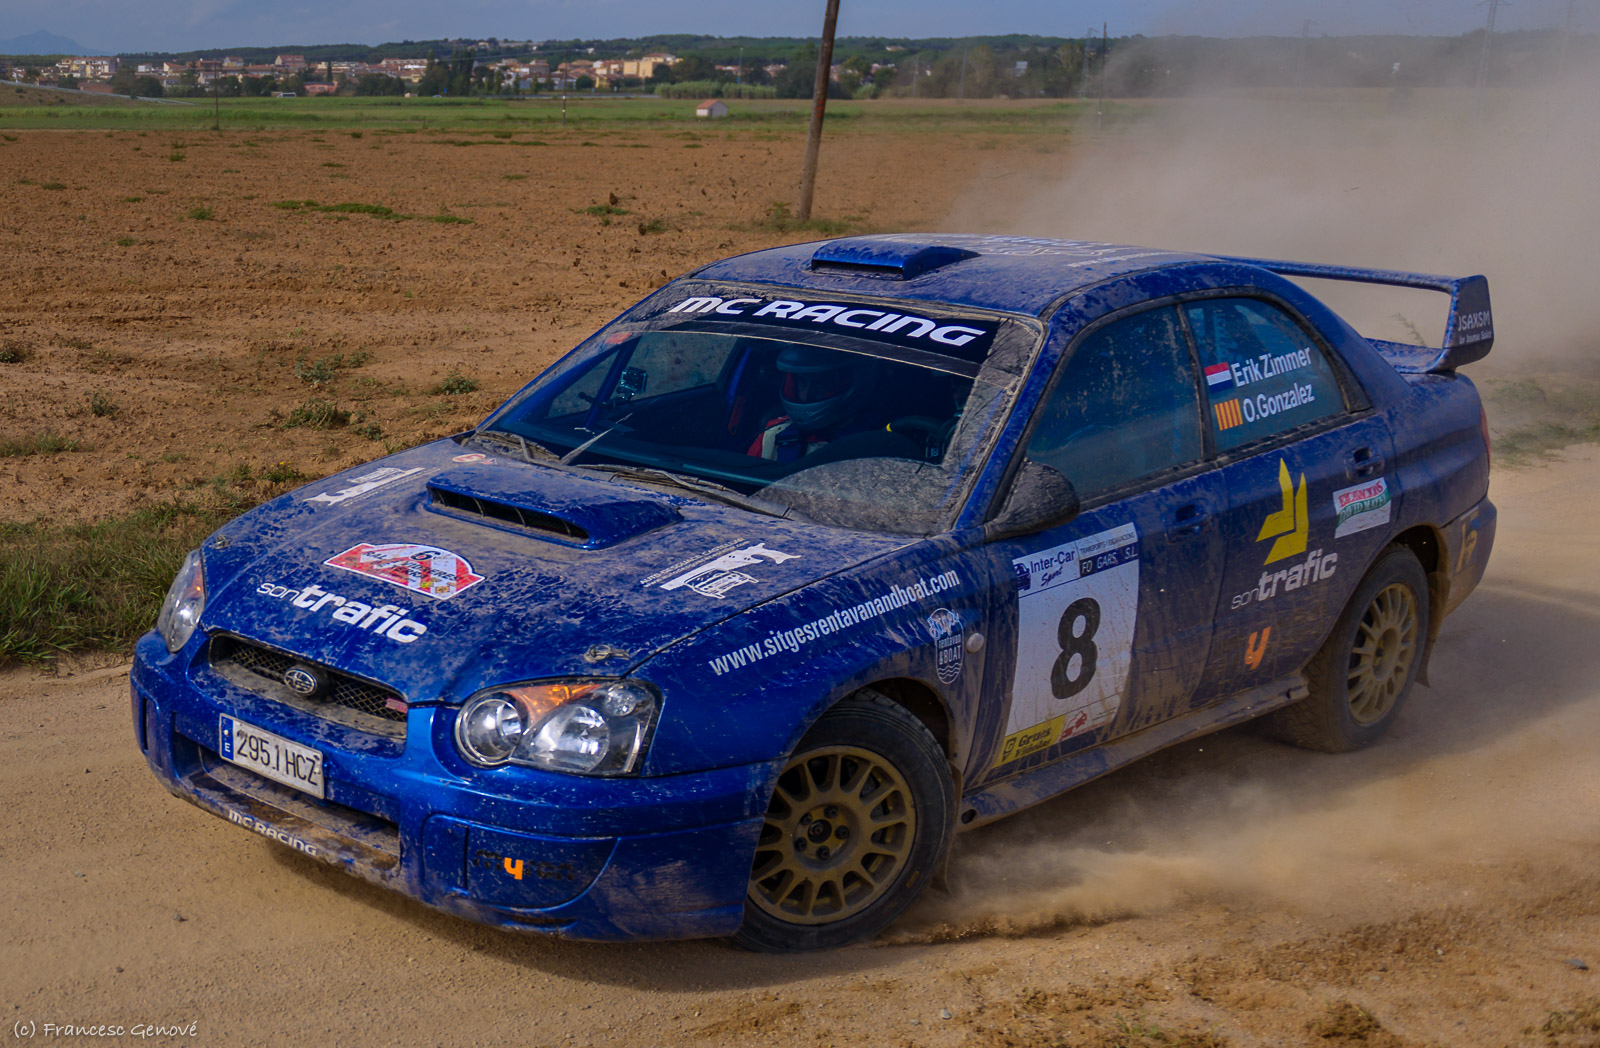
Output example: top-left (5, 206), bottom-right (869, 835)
top-left (454, 679), bottom-right (659, 775)
top-left (156, 549), bottom-right (206, 654)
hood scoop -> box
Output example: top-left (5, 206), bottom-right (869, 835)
top-left (425, 465), bottom-right (681, 550)
top-left (429, 486), bottom-right (591, 544)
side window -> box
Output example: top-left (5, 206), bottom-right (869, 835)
top-left (1186, 298), bottom-right (1345, 452)
top-left (1024, 306), bottom-right (1204, 499)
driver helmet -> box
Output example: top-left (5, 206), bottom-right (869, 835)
top-left (776, 346), bottom-right (878, 432)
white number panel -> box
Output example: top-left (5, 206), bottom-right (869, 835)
top-left (999, 523), bottom-right (1141, 765)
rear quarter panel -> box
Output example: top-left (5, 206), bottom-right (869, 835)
top-left (1386, 371), bottom-right (1491, 534)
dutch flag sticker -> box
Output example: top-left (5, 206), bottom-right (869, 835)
top-left (1204, 363), bottom-right (1234, 391)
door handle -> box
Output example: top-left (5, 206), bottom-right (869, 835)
top-left (1348, 446), bottom-right (1385, 480)
top-left (1168, 503), bottom-right (1209, 539)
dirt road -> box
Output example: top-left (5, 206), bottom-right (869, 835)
top-left (3, 448), bottom-right (1597, 1047)
top-left (3, 107), bottom-right (1599, 1046)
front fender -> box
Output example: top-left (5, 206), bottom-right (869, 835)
top-left (637, 548), bottom-right (977, 776)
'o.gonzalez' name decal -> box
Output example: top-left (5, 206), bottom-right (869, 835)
top-left (668, 296), bottom-right (990, 349)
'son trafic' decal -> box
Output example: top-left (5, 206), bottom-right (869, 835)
top-left (999, 523), bottom-right (1140, 765)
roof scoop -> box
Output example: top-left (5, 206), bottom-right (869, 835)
top-left (810, 238), bottom-right (979, 280)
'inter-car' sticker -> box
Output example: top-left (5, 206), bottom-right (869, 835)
top-left (999, 523), bottom-right (1140, 764)
top-left (324, 542), bottom-right (485, 601)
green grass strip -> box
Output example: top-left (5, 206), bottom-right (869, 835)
top-left (0, 501), bottom-right (239, 663)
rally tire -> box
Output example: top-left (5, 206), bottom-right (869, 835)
top-left (1265, 545), bottom-right (1430, 753)
top-left (732, 689), bottom-right (954, 952)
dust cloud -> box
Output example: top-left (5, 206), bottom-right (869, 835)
top-left (911, 84), bottom-right (1600, 943)
top-left (947, 71), bottom-right (1600, 362)
top-left (895, 534), bottom-right (1600, 946)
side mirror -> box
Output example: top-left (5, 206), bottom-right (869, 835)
top-left (986, 461), bottom-right (1081, 540)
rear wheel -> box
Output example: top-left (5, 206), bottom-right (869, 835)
top-left (1265, 546), bottom-right (1430, 752)
top-left (732, 690), bottom-right (953, 952)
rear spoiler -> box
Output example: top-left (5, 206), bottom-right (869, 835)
top-left (1219, 256), bottom-right (1493, 373)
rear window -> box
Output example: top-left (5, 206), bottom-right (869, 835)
top-left (1186, 298), bottom-right (1346, 452)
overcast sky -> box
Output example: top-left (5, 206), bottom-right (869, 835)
top-left (5, 0), bottom-right (1587, 55)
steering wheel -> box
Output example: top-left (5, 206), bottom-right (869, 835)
top-left (887, 416), bottom-right (955, 461)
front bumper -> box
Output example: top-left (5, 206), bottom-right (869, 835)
top-left (130, 632), bottom-right (773, 941)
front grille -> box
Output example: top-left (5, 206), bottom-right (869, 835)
top-left (210, 636), bottom-right (407, 733)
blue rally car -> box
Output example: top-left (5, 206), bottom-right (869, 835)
top-left (134, 234), bottom-right (1496, 950)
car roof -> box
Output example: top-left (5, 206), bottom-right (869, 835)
top-left (689, 234), bottom-right (1215, 317)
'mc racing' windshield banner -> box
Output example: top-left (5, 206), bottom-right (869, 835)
top-left (657, 291), bottom-right (1001, 362)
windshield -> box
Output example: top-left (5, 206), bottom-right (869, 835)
top-left (480, 305), bottom-right (1034, 533)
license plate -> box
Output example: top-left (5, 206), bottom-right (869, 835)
top-left (219, 715), bottom-right (325, 799)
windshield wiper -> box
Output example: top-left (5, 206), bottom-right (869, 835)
top-left (584, 464), bottom-right (807, 521)
top-left (467, 430), bottom-right (563, 466)
top-left (559, 414), bottom-right (633, 465)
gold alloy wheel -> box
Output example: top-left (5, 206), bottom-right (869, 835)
top-left (1346, 581), bottom-right (1420, 725)
top-left (748, 745), bottom-right (917, 925)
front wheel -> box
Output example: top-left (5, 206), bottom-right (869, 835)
top-left (1264, 545), bottom-right (1431, 753)
top-left (732, 690), bottom-right (953, 952)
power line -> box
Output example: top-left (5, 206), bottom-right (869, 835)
top-left (1474, 0), bottom-right (1509, 92)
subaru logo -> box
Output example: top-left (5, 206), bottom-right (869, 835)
top-left (282, 665), bottom-right (323, 698)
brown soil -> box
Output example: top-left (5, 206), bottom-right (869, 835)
top-left (0, 123), bottom-right (1019, 524)
top-left (3, 124), bottom-right (1598, 1047)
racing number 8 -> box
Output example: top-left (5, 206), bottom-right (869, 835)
top-left (1050, 597), bottom-right (1101, 699)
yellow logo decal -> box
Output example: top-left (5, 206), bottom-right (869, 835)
top-left (1258, 459), bottom-right (1308, 564)
top-left (997, 715), bottom-right (1066, 765)
top-left (1245, 627), bottom-right (1271, 669)
top-left (503, 857), bottom-right (524, 881)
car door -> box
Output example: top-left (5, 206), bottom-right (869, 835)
top-left (971, 304), bottom-right (1227, 782)
top-left (1184, 295), bottom-right (1399, 703)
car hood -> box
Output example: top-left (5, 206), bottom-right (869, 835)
top-left (198, 441), bottom-right (905, 703)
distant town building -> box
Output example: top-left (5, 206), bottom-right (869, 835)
top-left (275, 54), bottom-right (307, 70)
top-left (696, 98), bottom-right (729, 118)
top-left (58, 56), bottom-right (119, 79)
top-left (623, 53), bottom-right (677, 79)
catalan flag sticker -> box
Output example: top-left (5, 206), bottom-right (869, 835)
top-left (1203, 362), bottom-right (1234, 391)
top-left (1213, 399), bottom-right (1244, 431)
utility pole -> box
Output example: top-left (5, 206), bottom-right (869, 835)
top-left (1475, 0), bottom-right (1508, 93)
top-left (1559, 0), bottom-right (1577, 76)
top-left (737, 46), bottom-right (744, 85)
top-left (958, 45), bottom-right (967, 101)
top-left (796, 0), bottom-right (841, 222)
top-left (1296, 19), bottom-right (1317, 89)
